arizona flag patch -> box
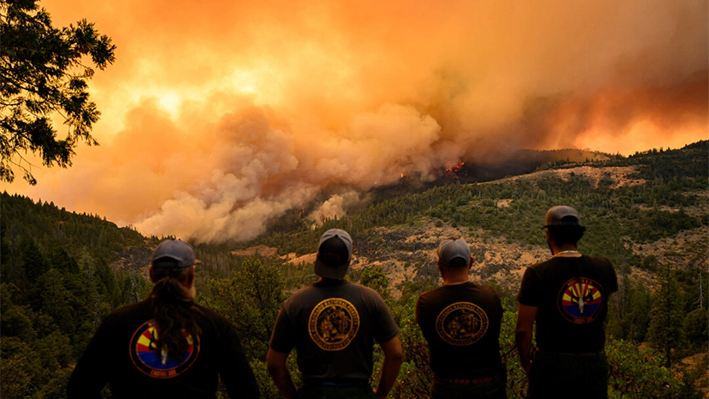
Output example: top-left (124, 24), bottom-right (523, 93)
top-left (129, 320), bottom-right (200, 378)
top-left (558, 277), bottom-right (604, 324)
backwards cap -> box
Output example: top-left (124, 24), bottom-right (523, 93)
top-left (437, 238), bottom-right (471, 267)
top-left (314, 229), bottom-right (353, 279)
top-left (152, 240), bottom-right (199, 268)
top-left (543, 206), bottom-right (581, 228)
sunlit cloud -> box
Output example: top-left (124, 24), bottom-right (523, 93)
top-left (8, 0), bottom-right (707, 243)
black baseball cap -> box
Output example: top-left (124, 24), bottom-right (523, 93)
top-left (314, 229), bottom-right (353, 279)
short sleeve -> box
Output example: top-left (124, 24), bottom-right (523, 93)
top-left (269, 305), bottom-right (296, 353)
top-left (517, 267), bottom-right (542, 307)
top-left (491, 288), bottom-right (504, 318)
top-left (605, 259), bottom-right (619, 294)
top-left (414, 295), bottom-right (425, 325)
top-left (213, 314), bottom-right (260, 398)
top-left (66, 314), bottom-right (116, 398)
top-left (372, 294), bottom-right (399, 344)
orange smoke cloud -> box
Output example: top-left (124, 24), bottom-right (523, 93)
top-left (9, 0), bottom-right (708, 242)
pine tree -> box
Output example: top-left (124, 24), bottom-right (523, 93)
top-left (1, 0), bottom-right (116, 184)
top-left (647, 262), bottom-right (685, 367)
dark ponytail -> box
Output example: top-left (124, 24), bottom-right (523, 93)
top-left (148, 262), bottom-right (202, 362)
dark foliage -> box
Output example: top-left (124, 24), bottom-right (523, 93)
top-left (2, 141), bottom-right (707, 397)
top-left (1, 192), bottom-right (151, 398)
top-left (0, 0), bottom-right (116, 184)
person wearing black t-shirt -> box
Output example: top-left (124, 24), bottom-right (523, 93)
top-left (416, 238), bottom-right (505, 399)
top-left (67, 240), bottom-right (259, 399)
top-left (267, 229), bottom-right (403, 399)
top-left (516, 206), bottom-right (618, 399)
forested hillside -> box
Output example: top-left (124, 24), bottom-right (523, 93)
top-left (1, 141), bottom-right (707, 398)
top-left (228, 140), bottom-right (709, 398)
top-left (0, 194), bottom-right (156, 397)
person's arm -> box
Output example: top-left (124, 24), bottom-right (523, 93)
top-left (515, 303), bottom-right (537, 374)
top-left (266, 348), bottom-right (297, 399)
top-left (267, 304), bottom-right (297, 398)
top-left (66, 315), bottom-right (115, 399)
top-left (67, 349), bottom-right (109, 398)
top-left (216, 317), bottom-right (260, 399)
top-left (375, 336), bottom-right (403, 399)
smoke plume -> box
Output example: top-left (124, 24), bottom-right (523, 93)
top-left (11, 0), bottom-right (708, 243)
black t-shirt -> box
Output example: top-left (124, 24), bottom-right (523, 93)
top-left (517, 255), bottom-right (618, 353)
top-left (66, 300), bottom-right (259, 399)
top-left (415, 282), bottom-right (503, 379)
top-left (269, 279), bottom-right (399, 381)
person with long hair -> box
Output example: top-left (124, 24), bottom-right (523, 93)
top-left (67, 240), bottom-right (259, 399)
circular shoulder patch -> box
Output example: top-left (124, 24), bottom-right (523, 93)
top-left (435, 302), bottom-right (489, 346)
top-left (557, 277), bottom-right (605, 324)
top-left (308, 298), bottom-right (360, 351)
top-left (129, 320), bottom-right (200, 379)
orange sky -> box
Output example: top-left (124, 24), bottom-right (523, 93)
top-left (6, 0), bottom-right (708, 242)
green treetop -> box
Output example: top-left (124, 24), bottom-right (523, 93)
top-left (0, 0), bottom-right (115, 184)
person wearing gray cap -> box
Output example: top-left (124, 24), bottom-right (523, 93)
top-left (515, 206), bottom-right (618, 399)
top-left (267, 229), bottom-right (403, 399)
top-left (415, 237), bottom-right (505, 399)
top-left (67, 239), bottom-right (259, 399)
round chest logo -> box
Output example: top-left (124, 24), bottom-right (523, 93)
top-left (435, 302), bottom-right (489, 346)
top-left (558, 277), bottom-right (605, 324)
top-left (308, 298), bottom-right (360, 351)
top-left (129, 320), bottom-right (200, 378)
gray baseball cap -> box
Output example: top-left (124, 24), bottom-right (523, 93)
top-left (152, 240), bottom-right (199, 268)
top-left (543, 206), bottom-right (580, 228)
top-left (437, 238), bottom-right (471, 267)
top-left (314, 229), bottom-right (353, 279)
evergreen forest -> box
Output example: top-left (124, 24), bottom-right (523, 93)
top-left (2, 141), bottom-right (707, 398)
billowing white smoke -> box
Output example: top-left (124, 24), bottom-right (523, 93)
top-left (133, 104), bottom-right (456, 242)
top-left (308, 191), bottom-right (363, 227)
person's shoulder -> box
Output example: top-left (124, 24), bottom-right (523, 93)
top-left (93, 300), bottom-right (149, 331)
top-left (524, 258), bottom-right (551, 276)
top-left (584, 256), bottom-right (617, 283)
top-left (349, 281), bottom-right (382, 296)
top-left (286, 283), bottom-right (317, 301)
top-left (585, 254), bottom-right (611, 263)
top-left (583, 255), bottom-right (614, 269)
top-left (416, 286), bottom-right (439, 299)
top-left (478, 283), bottom-right (501, 296)
top-left (192, 303), bottom-right (239, 332)
top-left (531, 256), bottom-right (556, 268)
top-left (415, 286), bottom-right (441, 304)
top-left (345, 282), bottom-right (390, 305)
top-left (193, 303), bottom-right (224, 319)
top-left (276, 284), bottom-right (320, 312)
top-left (105, 300), bottom-right (148, 319)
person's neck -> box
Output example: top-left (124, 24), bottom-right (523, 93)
top-left (552, 244), bottom-right (581, 257)
top-left (187, 284), bottom-right (197, 300)
top-left (318, 277), bottom-right (344, 283)
top-left (443, 275), bottom-right (470, 286)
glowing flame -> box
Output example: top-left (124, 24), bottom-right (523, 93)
top-left (444, 160), bottom-right (465, 175)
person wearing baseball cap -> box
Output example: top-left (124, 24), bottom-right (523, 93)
top-left (68, 240), bottom-right (259, 398)
top-left (267, 229), bottom-right (402, 399)
top-left (415, 237), bottom-right (505, 399)
top-left (516, 206), bottom-right (618, 399)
